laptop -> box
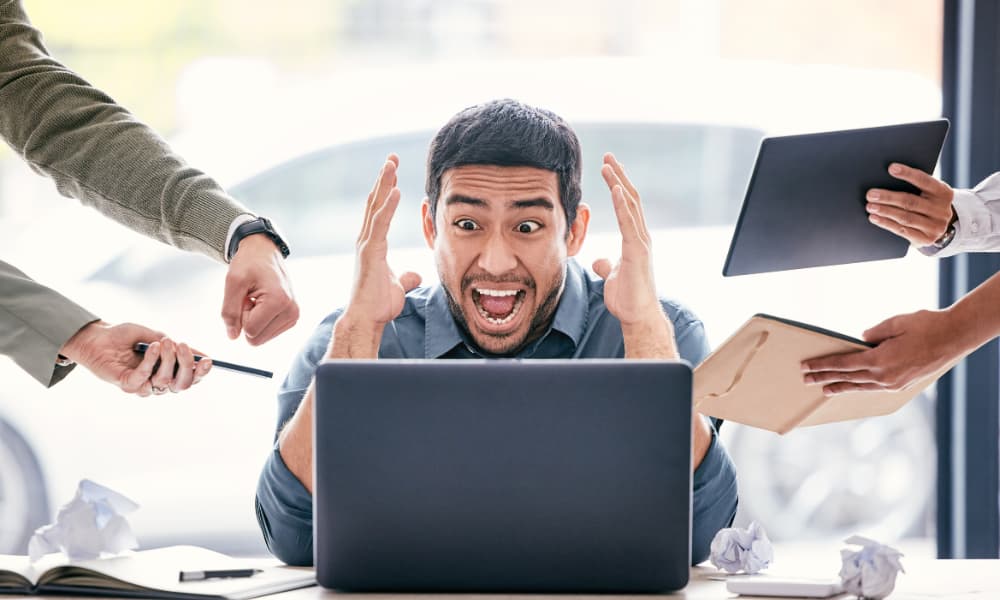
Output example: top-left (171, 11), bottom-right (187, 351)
top-left (723, 119), bottom-right (949, 276)
top-left (313, 359), bottom-right (693, 592)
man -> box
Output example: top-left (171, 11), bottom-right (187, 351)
top-left (0, 0), bottom-right (298, 393)
top-left (255, 100), bottom-right (739, 567)
top-left (802, 165), bottom-right (1000, 395)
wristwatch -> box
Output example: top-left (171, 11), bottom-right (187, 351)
top-left (932, 212), bottom-right (959, 249)
top-left (227, 217), bottom-right (290, 262)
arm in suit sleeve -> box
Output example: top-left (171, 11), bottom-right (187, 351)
top-left (0, 0), bottom-right (249, 262)
top-left (0, 260), bottom-right (98, 386)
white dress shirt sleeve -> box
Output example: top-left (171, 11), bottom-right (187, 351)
top-left (923, 172), bottom-right (1000, 257)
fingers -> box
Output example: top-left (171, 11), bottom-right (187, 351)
top-left (867, 213), bottom-right (935, 246)
top-left (171, 343), bottom-right (196, 392)
top-left (803, 368), bottom-right (880, 386)
top-left (592, 258), bottom-right (613, 279)
top-left (607, 183), bottom-right (646, 247)
top-left (605, 153), bottom-right (650, 239)
top-left (359, 157), bottom-right (399, 246)
top-left (887, 162), bottom-right (945, 195)
top-left (192, 358), bottom-right (213, 385)
top-left (603, 153), bottom-right (641, 202)
top-left (801, 348), bottom-right (875, 375)
top-left (223, 236), bottom-right (299, 344)
top-left (862, 316), bottom-right (900, 344)
top-left (821, 381), bottom-right (887, 396)
top-left (601, 157), bottom-right (650, 244)
top-left (865, 164), bottom-right (953, 246)
top-left (245, 301), bottom-right (300, 347)
top-left (865, 189), bottom-right (934, 216)
top-left (123, 340), bottom-right (160, 395)
top-left (221, 274), bottom-right (245, 340)
top-left (149, 338), bottom-right (177, 392)
top-left (242, 285), bottom-right (300, 345)
top-left (369, 187), bottom-right (402, 243)
top-left (866, 202), bottom-right (941, 240)
top-left (398, 271), bottom-right (423, 292)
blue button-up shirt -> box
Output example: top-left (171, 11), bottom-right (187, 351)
top-left (256, 259), bottom-right (738, 567)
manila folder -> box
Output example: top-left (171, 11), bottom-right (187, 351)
top-left (693, 314), bottom-right (952, 434)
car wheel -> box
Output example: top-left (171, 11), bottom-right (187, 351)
top-left (722, 393), bottom-right (935, 541)
top-left (0, 418), bottom-right (49, 553)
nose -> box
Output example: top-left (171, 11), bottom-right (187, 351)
top-left (476, 232), bottom-right (518, 275)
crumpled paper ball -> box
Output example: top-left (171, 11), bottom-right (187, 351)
top-left (28, 479), bottom-right (140, 563)
top-left (839, 535), bottom-right (905, 599)
top-left (709, 521), bottom-right (774, 574)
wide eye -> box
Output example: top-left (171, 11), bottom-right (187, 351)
top-left (515, 221), bottom-right (542, 234)
top-left (455, 218), bottom-right (480, 231)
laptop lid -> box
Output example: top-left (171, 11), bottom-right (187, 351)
top-left (313, 359), bottom-right (693, 593)
top-left (722, 119), bottom-right (949, 276)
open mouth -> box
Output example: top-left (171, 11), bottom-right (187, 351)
top-left (472, 288), bottom-right (526, 327)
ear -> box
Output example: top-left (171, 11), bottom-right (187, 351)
top-left (566, 202), bottom-right (590, 257)
top-left (421, 198), bottom-right (436, 249)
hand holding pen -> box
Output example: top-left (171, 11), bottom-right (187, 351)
top-left (59, 322), bottom-right (212, 397)
top-left (133, 343), bottom-right (273, 380)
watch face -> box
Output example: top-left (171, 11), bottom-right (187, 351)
top-left (934, 225), bottom-right (956, 249)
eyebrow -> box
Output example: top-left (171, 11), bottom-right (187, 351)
top-left (443, 195), bottom-right (555, 211)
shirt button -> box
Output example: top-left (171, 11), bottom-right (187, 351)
top-left (971, 222), bottom-right (980, 233)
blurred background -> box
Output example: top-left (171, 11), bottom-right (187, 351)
top-left (0, 0), bottom-right (943, 558)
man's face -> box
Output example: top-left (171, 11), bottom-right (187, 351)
top-left (422, 165), bottom-right (589, 355)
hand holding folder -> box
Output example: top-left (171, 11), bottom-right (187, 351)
top-left (693, 314), bottom-right (956, 434)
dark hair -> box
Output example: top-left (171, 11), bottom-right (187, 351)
top-left (425, 99), bottom-right (582, 230)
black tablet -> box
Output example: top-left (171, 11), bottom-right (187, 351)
top-left (722, 119), bottom-right (949, 276)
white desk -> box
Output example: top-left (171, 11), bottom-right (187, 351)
top-left (257, 558), bottom-right (998, 599)
top-left (39, 551), bottom-right (1000, 600)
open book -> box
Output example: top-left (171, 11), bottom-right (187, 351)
top-left (694, 313), bottom-right (956, 434)
top-left (0, 545), bottom-right (314, 599)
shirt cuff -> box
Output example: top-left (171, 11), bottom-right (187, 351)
top-left (924, 188), bottom-right (995, 257)
top-left (224, 213), bottom-right (258, 263)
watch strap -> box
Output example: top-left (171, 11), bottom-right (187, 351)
top-left (227, 217), bottom-right (290, 261)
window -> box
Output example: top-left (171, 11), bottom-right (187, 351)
top-left (0, 0), bottom-right (942, 557)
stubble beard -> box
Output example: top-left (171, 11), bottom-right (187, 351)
top-left (442, 265), bottom-right (566, 356)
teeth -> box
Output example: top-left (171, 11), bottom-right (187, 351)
top-left (474, 290), bottom-right (524, 326)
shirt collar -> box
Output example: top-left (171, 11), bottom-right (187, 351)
top-left (422, 259), bottom-right (590, 358)
top-left (424, 284), bottom-right (466, 358)
top-left (548, 259), bottom-right (588, 348)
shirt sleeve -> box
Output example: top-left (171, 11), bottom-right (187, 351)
top-left (254, 313), bottom-right (338, 566)
top-left (661, 300), bottom-right (740, 565)
top-left (921, 172), bottom-right (1000, 257)
top-left (690, 427), bottom-right (739, 565)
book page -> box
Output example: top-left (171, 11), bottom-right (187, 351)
top-left (37, 546), bottom-right (315, 599)
top-left (0, 554), bottom-right (33, 590)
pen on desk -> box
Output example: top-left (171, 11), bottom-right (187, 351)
top-left (178, 568), bottom-right (264, 582)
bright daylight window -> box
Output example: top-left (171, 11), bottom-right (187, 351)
top-left (0, 0), bottom-right (941, 557)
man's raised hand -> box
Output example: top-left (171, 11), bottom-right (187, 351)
top-left (592, 153), bottom-right (661, 325)
top-left (344, 155), bottom-right (421, 329)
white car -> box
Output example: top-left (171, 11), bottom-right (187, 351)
top-left (0, 58), bottom-right (940, 554)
